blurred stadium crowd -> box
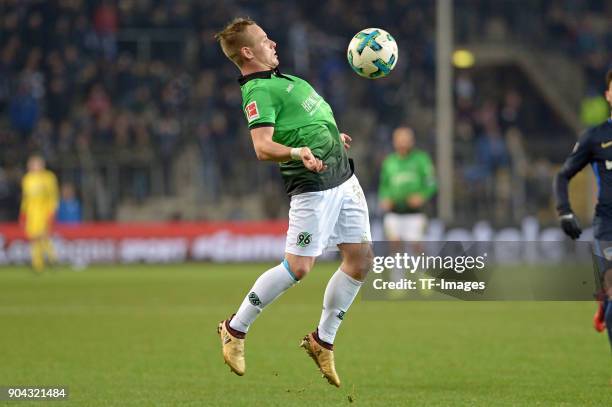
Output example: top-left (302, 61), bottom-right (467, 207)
top-left (0, 0), bottom-right (610, 225)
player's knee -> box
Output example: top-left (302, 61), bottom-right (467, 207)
top-left (359, 248), bottom-right (374, 278)
top-left (285, 256), bottom-right (315, 280)
top-left (345, 246), bottom-right (374, 281)
top-left (363, 245), bottom-right (374, 266)
top-left (290, 263), bottom-right (312, 280)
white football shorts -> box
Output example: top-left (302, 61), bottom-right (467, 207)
top-left (285, 175), bottom-right (371, 257)
top-left (383, 212), bottom-right (427, 242)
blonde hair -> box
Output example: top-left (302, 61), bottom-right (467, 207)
top-left (214, 17), bottom-right (256, 67)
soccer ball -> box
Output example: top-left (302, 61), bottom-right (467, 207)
top-left (347, 28), bottom-right (398, 79)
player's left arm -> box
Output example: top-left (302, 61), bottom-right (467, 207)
top-left (553, 132), bottom-right (593, 239)
top-left (553, 133), bottom-right (592, 214)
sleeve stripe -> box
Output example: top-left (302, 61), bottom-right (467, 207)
top-left (248, 122), bottom-right (275, 129)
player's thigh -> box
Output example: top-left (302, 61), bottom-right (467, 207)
top-left (25, 217), bottom-right (47, 240)
top-left (285, 188), bottom-right (343, 259)
top-left (593, 229), bottom-right (612, 295)
top-left (333, 176), bottom-right (372, 279)
top-left (383, 213), bottom-right (402, 241)
top-left (398, 214), bottom-right (427, 241)
top-left (593, 216), bottom-right (612, 240)
top-left (331, 176), bottom-right (371, 245)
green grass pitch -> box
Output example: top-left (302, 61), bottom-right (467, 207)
top-left (0, 263), bottom-right (611, 406)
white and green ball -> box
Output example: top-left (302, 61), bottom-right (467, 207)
top-left (347, 28), bottom-right (398, 79)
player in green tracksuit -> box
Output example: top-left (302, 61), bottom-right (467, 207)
top-left (379, 127), bottom-right (437, 241)
top-left (215, 17), bottom-right (373, 388)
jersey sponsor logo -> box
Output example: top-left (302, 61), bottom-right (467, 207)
top-left (245, 101), bottom-right (260, 122)
top-left (601, 141), bottom-right (612, 149)
top-left (337, 310), bottom-right (345, 320)
top-left (286, 84), bottom-right (294, 93)
top-left (301, 91), bottom-right (323, 116)
top-left (296, 232), bottom-right (312, 247)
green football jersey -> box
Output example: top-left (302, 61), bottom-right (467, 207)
top-left (378, 150), bottom-right (437, 213)
top-left (239, 69), bottom-right (352, 196)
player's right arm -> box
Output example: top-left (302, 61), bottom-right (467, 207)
top-left (250, 126), bottom-right (325, 172)
top-left (553, 131), bottom-right (593, 239)
top-left (244, 86), bottom-right (324, 173)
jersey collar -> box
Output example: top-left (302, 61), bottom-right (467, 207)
top-left (238, 68), bottom-right (293, 86)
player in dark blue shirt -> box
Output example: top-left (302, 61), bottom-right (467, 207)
top-left (554, 69), bottom-right (612, 351)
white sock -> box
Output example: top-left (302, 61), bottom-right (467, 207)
top-left (229, 260), bottom-right (298, 333)
top-left (317, 269), bottom-right (363, 344)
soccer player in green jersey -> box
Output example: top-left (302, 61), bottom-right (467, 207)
top-left (379, 127), bottom-right (437, 241)
top-left (214, 18), bottom-right (372, 387)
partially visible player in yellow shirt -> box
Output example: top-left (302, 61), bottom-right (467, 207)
top-left (20, 155), bottom-right (59, 272)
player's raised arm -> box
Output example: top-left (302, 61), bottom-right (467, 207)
top-left (250, 126), bottom-right (325, 172)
